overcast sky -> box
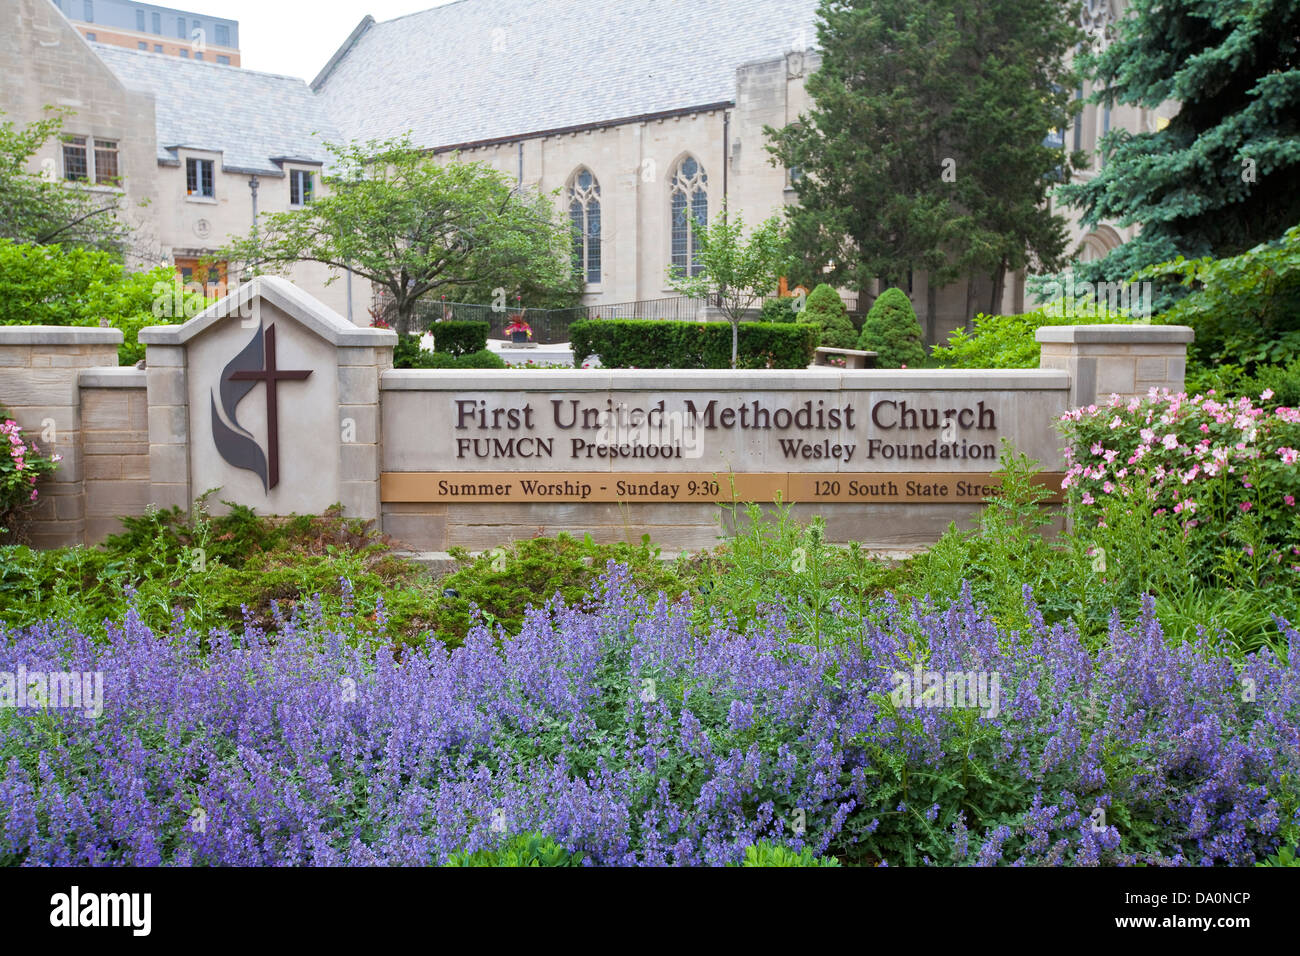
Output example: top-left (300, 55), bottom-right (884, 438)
top-left (224, 1), bottom-right (458, 82)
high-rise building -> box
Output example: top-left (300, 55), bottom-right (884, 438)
top-left (50, 0), bottom-right (240, 66)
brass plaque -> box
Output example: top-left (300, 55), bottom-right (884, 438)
top-left (380, 472), bottom-right (1064, 504)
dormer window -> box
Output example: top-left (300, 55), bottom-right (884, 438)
top-left (186, 157), bottom-right (215, 198)
top-left (289, 169), bottom-right (313, 206)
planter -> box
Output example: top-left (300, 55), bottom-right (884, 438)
top-left (511, 331), bottom-right (529, 344)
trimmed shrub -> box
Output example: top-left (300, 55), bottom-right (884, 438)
top-left (427, 320), bottom-right (489, 356)
top-left (858, 288), bottom-right (926, 367)
top-left (760, 297), bottom-right (798, 323)
top-left (394, 335), bottom-right (505, 369)
top-left (568, 320), bottom-right (818, 369)
top-left (799, 283), bottom-right (858, 349)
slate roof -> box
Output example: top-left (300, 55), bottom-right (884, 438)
top-left (312, 0), bottom-right (823, 151)
top-left (91, 44), bottom-right (340, 175)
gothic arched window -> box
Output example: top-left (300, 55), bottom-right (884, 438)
top-left (669, 156), bottom-right (708, 276)
top-left (568, 168), bottom-right (601, 284)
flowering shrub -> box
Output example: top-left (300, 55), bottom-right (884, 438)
top-left (1060, 389), bottom-right (1300, 579)
top-left (1, 566), bottom-right (1295, 866)
top-left (0, 412), bottom-right (61, 537)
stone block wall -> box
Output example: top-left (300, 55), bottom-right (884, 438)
top-left (1037, 324), bottom-right (1194, 408)
top-left (0, 327), bottom-right (123, 547)
top-left (79, 368), bottom-right (150, 542)
top-left (0, 308), bottom-right (1195, 554)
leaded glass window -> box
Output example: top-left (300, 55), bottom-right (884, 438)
top-left (568, 168), bottom-right (601, 284)
top-left (670, 156), bottom-right (707, 277)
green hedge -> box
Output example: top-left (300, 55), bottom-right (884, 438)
top-left (569, 320), bottom-right (818, 369)
top-left (394, 335), bottom-right (505, 369)
top-left (426, 320), bottom-right (489, 356)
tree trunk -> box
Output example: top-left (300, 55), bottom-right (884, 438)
top-left (731, 317), bottom-right (739, 370)
top-left (989, 259), bottom-right (1007, 316)
top-left (396, 297), bottom-right (416, 337)
top-left (965, 274), bottom-right (977, 332)
top-left (925, 278), bottom-right (938, 347)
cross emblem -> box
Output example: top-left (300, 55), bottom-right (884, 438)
top-left (227, 323), bottom-right (312, 489)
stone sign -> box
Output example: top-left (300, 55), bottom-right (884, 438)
top-left (1, 279), bottom-right (1193, 552)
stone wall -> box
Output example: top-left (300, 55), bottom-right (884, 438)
top-left (79, 368), bottom-right (150, 543)
top-left (0, 326), bottom-right (123, 547)
top-left (0, 281), bottom-right (1195, 555)
top-left (1037, 324), bottom-right (1195, 408)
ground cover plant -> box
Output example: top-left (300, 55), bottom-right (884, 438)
top-left (0, 501), bottom-right (685, 651)
top-left (1, 563), bottom-right (1295, 866)
top-left (2, 415), bottom-right (1297, 866)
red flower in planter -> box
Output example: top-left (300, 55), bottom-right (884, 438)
top-left (505, 315), bottom-right (533, 340)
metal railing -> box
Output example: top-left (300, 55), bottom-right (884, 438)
top-left (370, 293), bottom-right (859, 344)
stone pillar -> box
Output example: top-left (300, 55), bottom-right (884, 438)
top-left (338, 342), bottom-right (393, 524)
top-left (1036, 324), bottom-right (1194, 409)
top-left (138, 276), bottom-right (396, 525)
top-left (0, 326), bottom-right (122, 547)
top-left (79, 367), bottom-right (150, 543)
top-left (143, 343), bottom-right (191, 513)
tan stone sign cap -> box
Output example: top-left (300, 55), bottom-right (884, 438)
top-left (1035, 324), bottom-right (1194, 344)
top-left (0, 326), bottom-right (124, 346)
top-left (138, 275), bottom-right (397, 348)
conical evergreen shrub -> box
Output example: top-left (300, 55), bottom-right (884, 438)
top-left (859, 288), bottom-right (927, 368)
top-left (798, 284), bottom-right (859, 349)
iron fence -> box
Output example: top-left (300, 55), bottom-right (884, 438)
top-left (370, 293), bottom-right (859, 344)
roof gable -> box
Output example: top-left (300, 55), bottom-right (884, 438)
top-left (91, 44), bottom-right (340, 175)
top-left (313, 0), bottom-right (821, 150)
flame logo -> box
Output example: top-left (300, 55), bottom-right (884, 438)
top-left (211, 323), bottom-right (270, 491)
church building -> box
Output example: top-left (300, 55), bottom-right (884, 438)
top-left (3, 0), bottom-right (1163, 340)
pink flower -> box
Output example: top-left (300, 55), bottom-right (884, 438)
top-left (1261, 388), bottom-right (1274, 400)
top-left (1286, 495), bottom-right (1296, 507)
top-left (1240, 501), bottom-right (1252, 512)
top-left (29, 488), bottom-right (37, 501)
top-left (1278, 447), bottom-right (1299, 465)
top-left (1162, 433), bottom-right (1180, 450)
top-left (1090, 441), bottom-right (1104, 456)
top-left (1081, 492), bottom-right (1095, 505)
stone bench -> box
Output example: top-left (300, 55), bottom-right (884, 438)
top-left (814, 346), bottom-right (877, 369)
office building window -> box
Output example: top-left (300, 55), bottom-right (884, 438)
top-left (83, 0), bottom-right (92, 22)
top-left (136, 9), bottom-right (144, 30)
top-left (217, 55), bottom-right (230, 65)
top-left (179, 49), bottom-right (188, 58)
top-left (93, 140), bottom-right (118, 185)
top-left (195, 52), bottom-right (203, 60)
top-left (152, 11), bottom-right (160, 33)
top-left (85, 32), bottom-right (96, 41)
top-left (62, 136), bottom-right (88, 182)
top-left (177, 16), bottom-right (185, 38)
top-left (215, 24), bottom-right (229, 46)
top-left (138, 41), bottom-right (147, 50)
top-left (186, 158), bottom-right (214, 198)
top-left (290, 169), bottom-right (314, 206)
top-left (154, 44), bottom-right (163, 52)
